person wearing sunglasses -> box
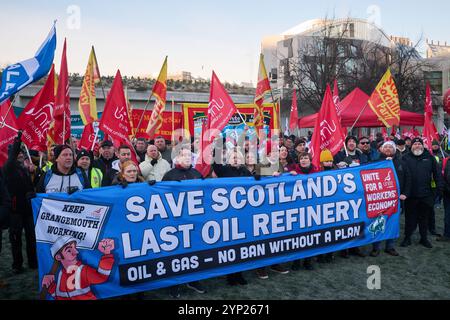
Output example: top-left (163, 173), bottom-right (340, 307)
top-left (358, 136), bottom-right (379, 163)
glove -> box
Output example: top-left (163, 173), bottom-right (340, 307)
top-left (148, 180), bottom-right (156, 186)
top-left (151, 159), bottom-right (158, 166)
top-left (25, 191), bottom-right (37, 201)
top-left (254, 174), bottom-right (261, 181)
top-left (121, 181), bottom-right (128, 189)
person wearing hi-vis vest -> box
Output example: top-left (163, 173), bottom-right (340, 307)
top-left (40, 236), bottom-right (115, 300)
top-left (76, 149), bottom-right (103, 188)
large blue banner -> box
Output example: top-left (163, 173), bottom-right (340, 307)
top-left (32, 161), bottom-right (400, 300)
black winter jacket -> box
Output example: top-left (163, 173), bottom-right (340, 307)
top-left (3, 137), bottom-right (35, 215)
top-left (162, 166), bottom-right (203, 182)
top-left (402, 150), bottom-right (444, 202)
top-left (213, 164), bottom-right (252, 178)
top-left (93, 155), bottom-right (118, 186)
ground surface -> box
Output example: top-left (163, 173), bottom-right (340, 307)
top-left (1, 208), bottom-right (449, 300)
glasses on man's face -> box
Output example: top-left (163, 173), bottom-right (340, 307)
top-left (360, 141), bottom-right (370, 145)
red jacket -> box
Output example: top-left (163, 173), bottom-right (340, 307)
top-left (48, 254), bottom-right (114, 300)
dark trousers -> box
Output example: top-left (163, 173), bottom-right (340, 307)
top-left (404, 198), bottom-right (432, 240)
top-left (9, 213), bottom-right (37, 269)
top-left (443, 195), bottom-right (450, 237)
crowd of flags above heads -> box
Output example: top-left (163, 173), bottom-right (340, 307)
top-left (0, 22), bottom-right (446, 169)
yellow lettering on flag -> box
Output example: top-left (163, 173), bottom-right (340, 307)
top-left (367, 69), bottom-right (400, 128)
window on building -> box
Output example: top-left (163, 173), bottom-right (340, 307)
top-left (349, 23), bottom-right (355, 38)
top-left (424, 71), bottom-right (443, 96)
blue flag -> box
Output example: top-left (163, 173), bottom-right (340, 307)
top-left (0, 23), bottom-right (57, 104)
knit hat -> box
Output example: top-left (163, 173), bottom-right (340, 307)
top-left (397, 139), bottom-right (406, 146)
top-left (100, 140), bottom-right (114, 148)
top-left (53, 145), bottom-right (72, 160)
top-left (432, 140), bottom-right (440, 146)
top-left (76, 149), bottom-right (93, 162)
top-left (320, 149), bottom-right (333, 162)
top-left (345, 135), bottom-right (358, 145)
top-left (411, 137), bottom-right (424, 146)
top-left (382, 141), bottom-right (396, 150)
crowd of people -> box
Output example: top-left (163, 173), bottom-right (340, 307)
top-left (0, 127), bottom-right (449, 299)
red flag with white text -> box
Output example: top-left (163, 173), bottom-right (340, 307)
top-left (18, 65), bottom-right (55, 151)
top-left (99, 70), bottom-right (137, 163)
top-left (309, 85), bottom-right (345, 168)
top-left (207, 71), bottom-right (238, 139)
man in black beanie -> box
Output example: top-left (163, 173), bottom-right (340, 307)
top-left (334, 136), bottom-right (368, 168)
top-left (401, 137), bottom-right (444, 248)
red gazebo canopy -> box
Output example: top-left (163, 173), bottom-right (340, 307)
top-left (298, 88), bottom-right (424, 128)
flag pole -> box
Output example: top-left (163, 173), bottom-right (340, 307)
top-left (134, 92), bottom-right (154, 140)
top-left (0, 95), bottom-right (17, 129)
top-left (91, 128), bottom-right (99, 151)
top-left (91, 46), bottom-right (106, 145)
top-left (171, 97), bottom-right (175, 143)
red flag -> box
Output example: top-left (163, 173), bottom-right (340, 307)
top-left (309, 85), bottom-right (345, 168)
top-left (289, 89), bottom-right (298, 131)
top-left (78, 123), bottom-right (96, 151)
top-left (99, 70), bottom-right (137, 163)
top-left (207, 71), bottom-right (238, 138)
top-left (423, 113), bottom-right (439, 150)
top-left (382, 127), bottom-right (389, 141)
top-left (18, 66), bottom-right (55, 151)
top-left (50, 39), bottom-right (71, 144)
top-left (425, 83), bottom-right (433, 116)
top-left (0, 100), bottom-right (19, 166)
top-left (333, 79), bottom-right (344, 116)
top-left (194, 121), bottom-right (212, 178)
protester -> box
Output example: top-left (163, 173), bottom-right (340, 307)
top-left (274, 146), bottom-right (299, 175)
top-left (154, 136), bottom-right (172, 165)
top-left (396, 139), bottom-right (409, 160)
top-left (37, 144), bottom-right (90, 194)
top-left (358, 136), bottom-right (379, 162)
top-left (4, 132), bottom-right (38, 273)
top-left (213, 149), bottom-right (253, 285)
top-left (334, 136), bottom-right (368, 168)
top-left (401, 138), bottom-right (444, 248)
top-left (439, 156), bottom-right (450, 242)
top-left (93, 140), bottom-right (117, 186)
top-left (370, 141), bottom-right (411, 257)
top-left (317, 149), bottom-right (336, 263)
top-left (430, 140), bottom-right (446, 236)
top-left (139, 144), bottom-right (171, 182)
top-left (111, 145), bottom-right (133, 174)
top-left (292, 139), bottom-right (307, 163)
top-left (111, 160), bottom-right (144, 186)
top-left (334, 136), bottom-right (367, 258)
top-left (291, 152), bottom-right (319, 271)
top-left (404, 137), bottom-right (412, 149)
top-left (134, 138), bottom-right (148, 164)
top-left (76, 149), bottom-right (103, 188)
top-left (0, 168), bottom-right (12, 284)
top-left (162, 147), bottom-right (206, 298)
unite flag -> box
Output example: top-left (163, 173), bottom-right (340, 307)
top-left (309, 85), bottom-right (345, 168)
top-left (48, 38), bottom-right (71, 145)
top-left (0, 23), bottom-right (57, 105)
top-left (18, 65), bottom-right (55, 151)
